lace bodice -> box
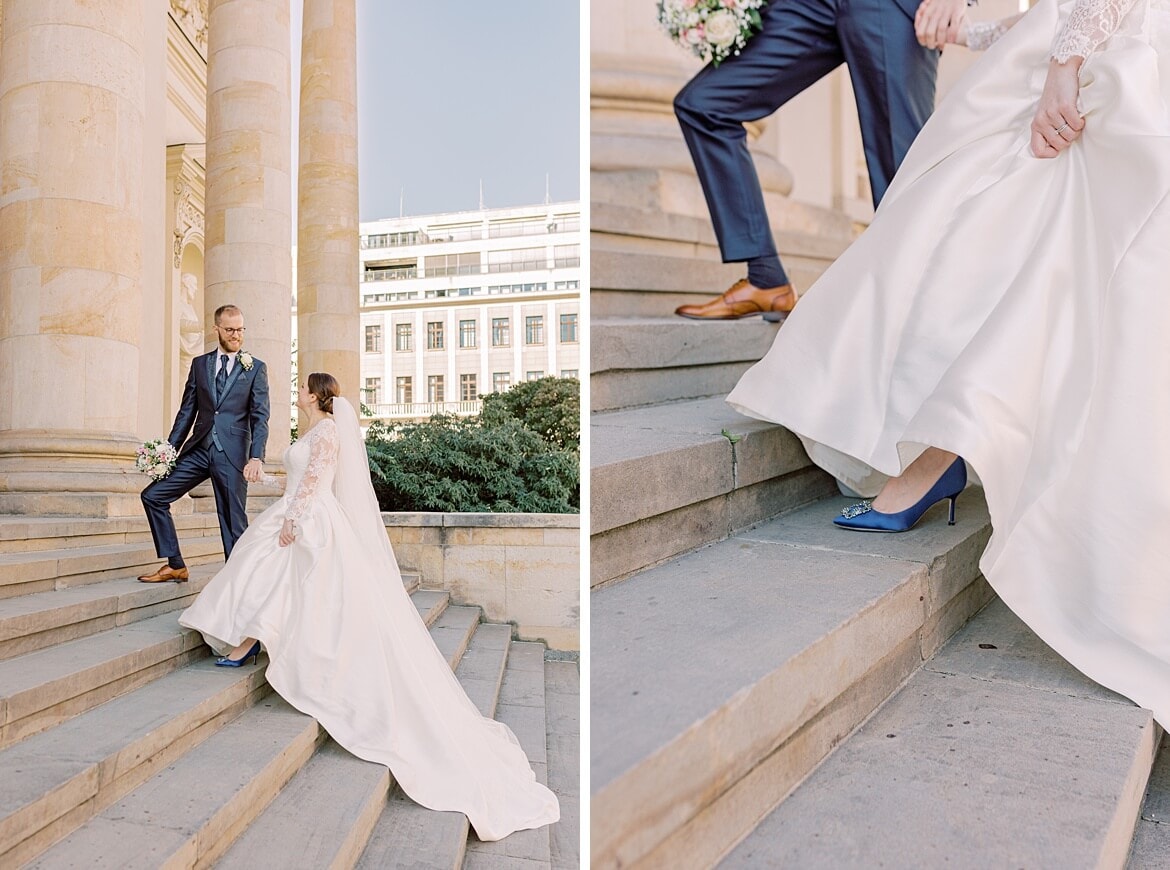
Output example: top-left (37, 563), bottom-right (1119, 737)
top-left (284, 418), bottom-right (339, 526)
top-left (1051, 0), bottom-right (1141, 62)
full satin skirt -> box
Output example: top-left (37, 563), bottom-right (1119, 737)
top-left (178, 489), bottom-right (560, 841)
top-left (728, 0), bottom-right (1170, 726)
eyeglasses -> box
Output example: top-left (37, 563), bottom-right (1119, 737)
top-left (217, 326), bottom-right (246, 336)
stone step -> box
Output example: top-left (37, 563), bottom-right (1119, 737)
top-left (230, 622), bottom-right (513, 870)
top-left (16, 587), bottom-right (455, 868)
top-left (0, 564), bottom-right (221, 661)
top-left (463, 641), bottom-right (553, 869)
top-left (591, 316), bottom-right (782, 412)
top-left (722, 599), bottom-right (1160, 869)
top-left (26, 695), bottom-right (325, 869)
top-left (355, 622), bottom-right (511, 869)
top-left (590, 398), bottom-right (835, 586)
top-left (590, 200), bottom-right (851, 320)
top-left (590, 493), bottom-right (994, 868)
top-left (0, 659), bottom-right (272, 866)
top-left (1129, 736), bottom-right (1170, 867)
top-left (545, 659), bottom-right (580, 870)
top-left (0, 537), bottom-right (225, 600)
top-left (0, 565), bottom-right (425, 662)
top-left (0, 611), bottom-right (206, 751)
top-left (0, 513), bottom-right (223, 555)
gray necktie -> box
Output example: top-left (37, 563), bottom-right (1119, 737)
top-left (216, 354), bottom-right (228, 397)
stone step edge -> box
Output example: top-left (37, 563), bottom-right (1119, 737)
top-left (591, 521), bottom-right (992, 869)
top-left (0, 615), bottom-right (209, 752)
top-left (0, 565), bottom-right (422, 660)
top-left (0, 566), bottom-right (221, 662)
top-left (715, 605), bottom-right (1162, 869)
top-left (0, 537), bottom-right (225, 596)
top-left (591, 400), bottom-right (816, 537)
top-left (0, 663), bottom-right (273, 864)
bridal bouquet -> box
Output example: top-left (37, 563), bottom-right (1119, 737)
top-left (658, 0), bottom-right (768, 67)
top-left (136, 439), bottom-right (178, 481)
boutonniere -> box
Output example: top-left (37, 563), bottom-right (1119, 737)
top-left (237, 351), bottom-right (254, 371)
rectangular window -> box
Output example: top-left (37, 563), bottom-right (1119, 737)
top-left (396, 376), bottom-right (412, 404)
top-left (559, 313), bottom-right (578, 343)
top-left (460, 373), bottom-right (478, 402)
top-left (553, 244), bottom-right (580, 268)
top-left (526, 371), bottom-right (544, 382)
top-left (395, 323), bottom-right (412, 352)
top-left (492, 372), bottom-right (511, 393)
top-left (491, 317), bottom-right (510, 347)
top-left (427, 375), bottom-right (444, 403)
top-left (525, 315), bottom-right (544, 345)
top-left (426, 321), bottom-right (444, 350)
top-left (364, 324), bottom-right (382, 353)
top-left (363, 377), bottom-right (381, 405)
top-left (560, 369), bottom-right (579, 379)
top-left (459, 319), bottom-right (477, 349)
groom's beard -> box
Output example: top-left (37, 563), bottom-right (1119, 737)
top-left (218, 336), bottom-right (243, 354)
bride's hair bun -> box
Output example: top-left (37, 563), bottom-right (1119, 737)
top-left (307, 372), bottom-right (341, 413)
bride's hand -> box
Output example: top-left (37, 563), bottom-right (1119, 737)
top-left (1031, 59), bottom-right (1084, 158)
top-left (914, 0), bottom-right (967, 49)
top-left (279, 518), bottom-right (296, 547)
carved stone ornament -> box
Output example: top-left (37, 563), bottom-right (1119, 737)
top-left (170, 0), bottom-right (208, 56)
top-left (173, 179), bottom-right (205, 267)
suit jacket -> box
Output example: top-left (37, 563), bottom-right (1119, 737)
top-left (169, 350), bottom-right (271, 472)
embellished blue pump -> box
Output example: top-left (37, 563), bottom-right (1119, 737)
top-left (215, 639), bottom-right (261, 667)
top-left (833, 456), bottom-right (967, 533)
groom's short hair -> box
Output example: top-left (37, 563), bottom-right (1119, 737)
top-left (214, 304), bottom-right (242, 324)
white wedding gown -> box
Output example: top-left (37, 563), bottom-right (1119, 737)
top-left (178, 399), bottom-right (559, 841)
top-left (729, 0), bottom-right (1170, 726)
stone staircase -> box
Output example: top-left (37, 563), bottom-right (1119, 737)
top-left (589, 203), bottom-right (1162, 867)
top-left (0, 515), bottom-right (578, 868)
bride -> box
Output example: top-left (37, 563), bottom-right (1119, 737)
top-left (728, 0), bottom-right (1170, 728)
top-left (178, 372), bottom-right (559, 841)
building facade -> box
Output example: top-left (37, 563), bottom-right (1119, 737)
top-left (358, 203), bottom-right (582, 422)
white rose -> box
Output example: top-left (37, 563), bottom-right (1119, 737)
top-left (705, 10), bottom-right (739, 47)
top-left (152, 463), bottom-right (170, 477)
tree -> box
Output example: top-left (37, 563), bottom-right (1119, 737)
top-left (481, 376), bottom-right (580, 451)
top-left (365, 413), bottom-right (579, 513)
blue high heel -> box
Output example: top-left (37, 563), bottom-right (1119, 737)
top-left (215, 640), bottom-right (261, 667)
top-left (834, 456), bottom-right (967, 533)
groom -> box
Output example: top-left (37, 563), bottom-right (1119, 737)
top-left (138, 304), bottom-right (271, 582)
top-left (673, 0), bottom-right (968, 320)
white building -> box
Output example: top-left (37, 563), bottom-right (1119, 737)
top-left (358, 202), bottom-right (581, 421)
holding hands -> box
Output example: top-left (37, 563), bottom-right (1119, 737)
top-left (914, 0), bottom-right (969, 50)
top-left (1030, 59), bottom-right (1085, 158)
top-left (244, 457), bottom-right (265, 483)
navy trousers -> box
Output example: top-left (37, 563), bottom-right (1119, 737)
top-left (141, 445), bottom-right (249, 561)
top-left (674, 0), bottom-right (939, 265)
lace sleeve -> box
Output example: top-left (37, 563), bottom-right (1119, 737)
top-left (966, 19), bottom-right (1009, 50)
top-left (285, 419), bottom-right (339, 526)
top-left (1051, 0), bottom-right (1140, 62)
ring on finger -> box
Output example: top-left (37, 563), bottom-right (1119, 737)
top-left (1054, 122), bottom-right (1070, 135)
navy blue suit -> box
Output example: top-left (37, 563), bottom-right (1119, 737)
top-left (142, 350), bottom-right (271, 560)
top-left (674, 0), bottom-right (939, 265)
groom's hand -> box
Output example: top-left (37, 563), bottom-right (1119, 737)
top-left (243, 458), bottom-right (264, 483)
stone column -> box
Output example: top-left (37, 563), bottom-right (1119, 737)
top-left (0, 0), bottom-right (147, 515)
top-left (204, 0), bottom-right (293, 459)
top-left (296, 0), bottom-right (359, 403)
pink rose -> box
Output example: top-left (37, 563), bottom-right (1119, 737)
top-left (684, 25), bottom-right (706, 44)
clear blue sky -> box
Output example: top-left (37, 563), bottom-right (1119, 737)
top-left (292, 1), bottom-right (581, 222)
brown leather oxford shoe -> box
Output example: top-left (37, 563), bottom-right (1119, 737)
top-left (675, 278), bottom-right (797, 322)
top-left (138, 564), bottom-right (190, 583)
